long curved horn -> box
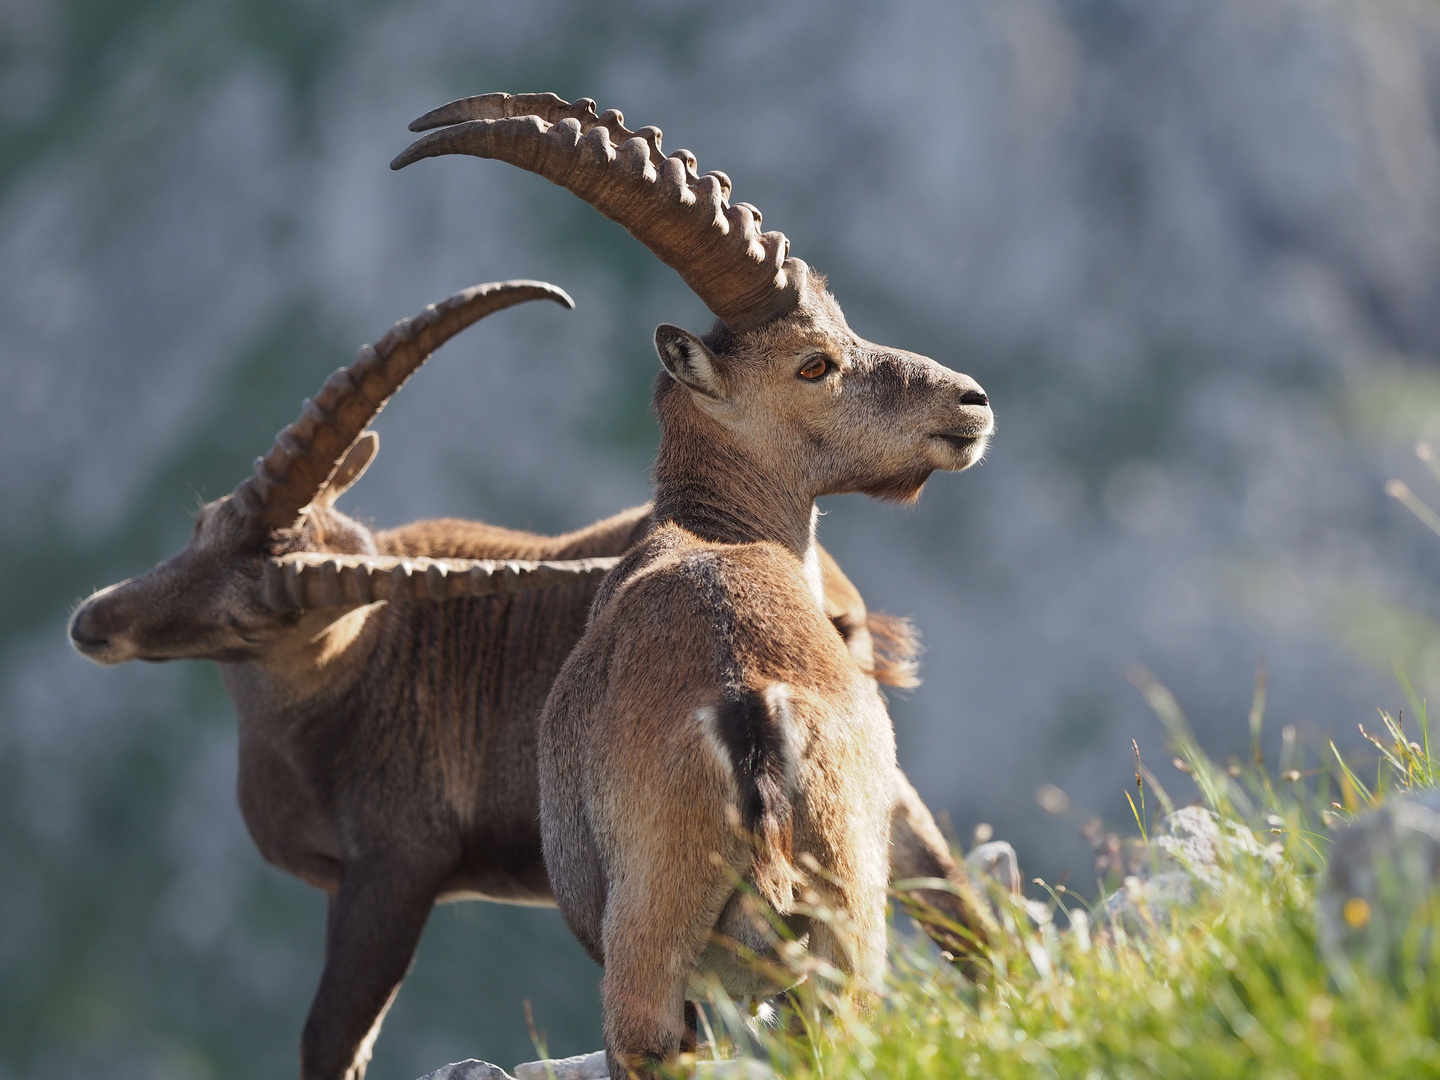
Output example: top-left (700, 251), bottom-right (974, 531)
top-left (262, 552), bottom-right (619, 611)
top-left (234, 280), bottom-right (574, 528)
top-left (391, 93), bottom-right (806, 334)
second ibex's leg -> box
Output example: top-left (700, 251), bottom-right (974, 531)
top-left (681, 1000), bottom-right (700, 1054)
top-left (300, 860), bottom-right (440, 1080)
top-left (889, 770), bottom-right (998, 965)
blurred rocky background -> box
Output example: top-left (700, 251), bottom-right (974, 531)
top-left (7, 0), bottom-right (1440, 1075)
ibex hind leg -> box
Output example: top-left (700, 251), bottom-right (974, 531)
top-left (598, 864), bottom-right (742, 1080)
top-left (792, 796), bottom-right (892, 1010)
top-left (804, 887), bottom-right (888, 1009)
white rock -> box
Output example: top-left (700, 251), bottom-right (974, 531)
top-left (514, 1050), bottom-right (608, 1079)
top-left (418, 1060), bottom-right (518, 1080)
top-left (966, 840), bottom-right (1022, 893)
top-left (693, 1060), bottom-right (775, 1079)
top-left (1094, 808), bottom-right (1274, 934)
top-left (495, 1051), bottom-right (774, 1080)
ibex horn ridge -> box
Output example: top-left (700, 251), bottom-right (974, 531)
top-left (391, 92), bottom-right (804, 334)
top-left (261, 553), bottom-right (619, 611)
top-left (234, 279), bottom-right (573, 529)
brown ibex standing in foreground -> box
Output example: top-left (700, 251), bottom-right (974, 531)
top-left (69, 285), bottom-right (992, 1077)
top-left (393, 93), bottom-right (995, 1077)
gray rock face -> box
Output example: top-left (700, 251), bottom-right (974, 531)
top-left (1318, 789), bottom-right (1440, 982)
top-left (1097, 871), bottom-right (1200, 935)
top-left (692, 1062), bottom-right (775, 1078)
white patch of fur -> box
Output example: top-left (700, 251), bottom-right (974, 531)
top-left (763, 683), bottom-right (803, 791)
top-left (800, 507), bottom-right (824, 612)
top-left (695, 704), bottom-right (734, 782)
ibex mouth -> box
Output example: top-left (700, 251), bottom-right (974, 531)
top-left (69, 629), bottom-right (109, 653)
top-left (68, 629), bottom-right (133, 666)
top-left (69, 589), bottom-right (132, 665)
top-left (931, 405), bottom-right (995, 447)
top-left (930, 430), bottom-right (992, 470)
top-left (930, 430), bottom-right (989, 450)
top-left (933, 430), bottom-right (976, 443)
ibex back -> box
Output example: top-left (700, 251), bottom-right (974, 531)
top-left (394, 94), bottom-right (995, 1078)
top-left (70, 284), bottom-right (992, 1079)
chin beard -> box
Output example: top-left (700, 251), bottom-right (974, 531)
top-left (861, 465), bottom-right (934, 504)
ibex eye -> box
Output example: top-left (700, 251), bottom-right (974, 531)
top-left (797, 355), bottom-right (832, 380)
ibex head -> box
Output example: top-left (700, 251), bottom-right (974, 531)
top-left (652, 283), bottom-right (990, 509)
top-left (393, 94), bottom-right (992, 518)
top-left (67, 438), bottom-right (384, 665)
top-left (69, 281), bottom-right (586, 666)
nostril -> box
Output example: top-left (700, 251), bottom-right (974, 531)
top-left (961, 389), bottom-right (989, 407)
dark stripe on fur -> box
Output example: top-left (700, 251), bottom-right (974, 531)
top-left (714, 688), bottom-right (789, 836)
top-left (685, 551), bottom-right (740, 686)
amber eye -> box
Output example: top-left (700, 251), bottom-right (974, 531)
top-left (797, 355), bottom-right (832, 381)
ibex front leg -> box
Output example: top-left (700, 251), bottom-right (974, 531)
top-left (301, 860), bottom-right (441, 1080)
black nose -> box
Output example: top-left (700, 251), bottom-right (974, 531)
top-left (961, 388), bottom-right (989, 407)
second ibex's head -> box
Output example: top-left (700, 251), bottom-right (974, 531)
top-left (393, 94), bottom-right (992, 508)
top-left (69, 282), bottom-right (577, 666)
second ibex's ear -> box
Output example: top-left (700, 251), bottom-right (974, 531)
top-left (655, 324), bottom-right (727, 404)
top-left (317, 431), bottom-right (379, 507)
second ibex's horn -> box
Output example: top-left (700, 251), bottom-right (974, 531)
top-left (262, 552), bottom-right (619, 612)
top-left (391, 93), bottom-right (807, 335)
top-left (234, 280), bottom-right (574, 529)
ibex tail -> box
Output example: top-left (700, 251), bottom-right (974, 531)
top-left (713, 683), bottom-right (800, 911)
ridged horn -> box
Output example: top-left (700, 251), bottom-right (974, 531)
top-left (233, 280), bottom-right (574, 528)
top-left (262, 553), bottom-right (620, 612)
top-left (391, 93), bottom-right (806, 334)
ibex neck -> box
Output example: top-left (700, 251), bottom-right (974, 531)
top-left (651, 414), bottom-right (818, 560)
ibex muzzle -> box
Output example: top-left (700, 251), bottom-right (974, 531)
top-left (394, 93), bottom-right (995, 1079)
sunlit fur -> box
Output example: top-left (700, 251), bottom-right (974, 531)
top-left (538, 272), bottom-right (994, 1079)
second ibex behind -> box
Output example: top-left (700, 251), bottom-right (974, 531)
top-left (396, 93), bottom-right (995, 1077)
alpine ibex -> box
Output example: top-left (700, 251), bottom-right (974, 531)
top-left (69, 283), bottom-right (991, 1078)
top-left (393, 94), bottom-right (995, 1077)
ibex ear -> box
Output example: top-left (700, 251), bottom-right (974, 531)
top-left (318, 431), bottom-right (379, 507)
top-left (655, 324), bottom-right (726, 403)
